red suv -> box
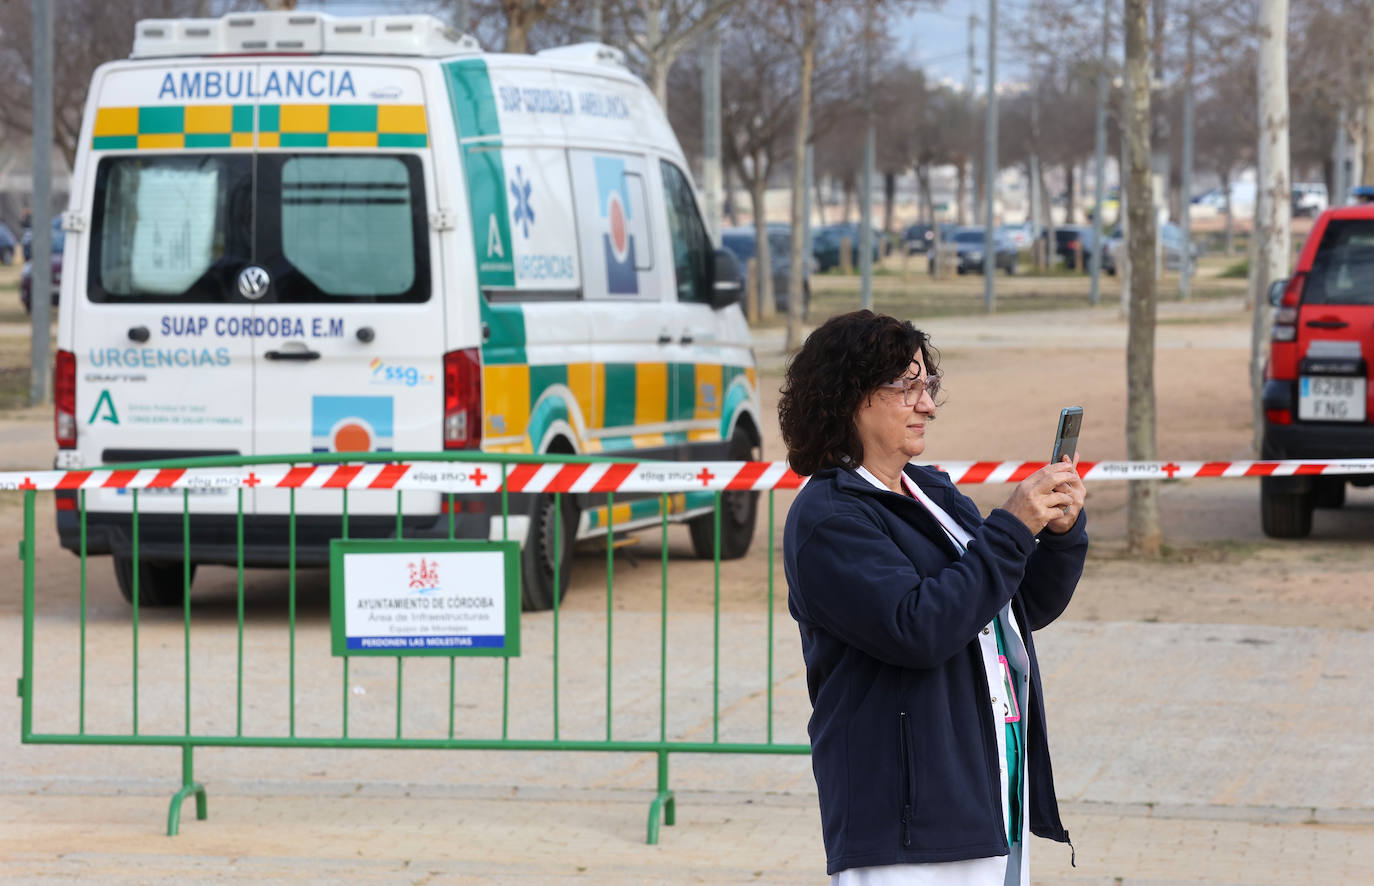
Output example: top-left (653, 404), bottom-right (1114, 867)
top-left (1261, 204), bottom-right (1374, 537)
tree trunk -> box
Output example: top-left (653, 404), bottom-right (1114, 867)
top-left (956, 160), bottom-right (968, 226)
top-left (1065, 163), bottom-right (1077, 225)
top-left (723, 163), bottom-right (738, 227)
top-left (1254, 0), bottom-right (1291, 453)
top-left (883, 171), bottom-right (896, 235)
top-left (1124, 0), bottom-right (1161, 556)
top-left (504, 3), bottom-right (532, 53)
top-left (917, 165), bottom-right (934, 224)
top-left (842, 179), bottom-right (854, 224)
top-left (1364, 12), bottom-right (1374, 186)
top-left (750, 167), bottom-right (775, 320)
top-left (1221, 168), bottom-right (1234, 254)
top-left (644, 1), bottom-right (667, 109)
top-left (1038, 161), bottom-right (1057, 267)
top-left (814, 175), bottom-right (827, 226)
top-left (786, 0), bottom-right (816, 351)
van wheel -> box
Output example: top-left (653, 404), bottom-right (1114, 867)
top-left (521, 492), bottom-right (576, 612)
top-left (113, 556), bottom-right (192, 607)
top-left (1315, 477), bottom-right (1346, 509)
top-left (1260, 478), bottom-right (1314, 538)
top-left (689, 431), bottom-right (759, 561)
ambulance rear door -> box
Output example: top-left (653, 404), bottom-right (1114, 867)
top-left (250, 62), bottom-right (444, 518)
top-left (75, 62), bottom-right (261, 518)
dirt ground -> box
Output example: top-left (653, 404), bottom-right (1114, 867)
top-left (5, 291), bottom-right (1371, 636)
top-left (4, 288), bottom-right (1374, 883)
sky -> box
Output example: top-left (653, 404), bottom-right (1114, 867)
top-left (295, 0), bottom-right (1028, 91)
top-left (895, 0), bottom-right (1031, 90)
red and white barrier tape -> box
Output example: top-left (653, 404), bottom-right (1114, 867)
top-left (2, 459), bottom-right (1373, 494)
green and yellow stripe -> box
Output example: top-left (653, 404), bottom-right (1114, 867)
top-left (92, 103), bottom-right (428, 150)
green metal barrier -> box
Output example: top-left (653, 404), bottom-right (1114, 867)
top-left (15, 452), bottom-right (809, 840)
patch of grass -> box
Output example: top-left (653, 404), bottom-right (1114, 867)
top-left (1219, 259), bottom-right (1249, 278)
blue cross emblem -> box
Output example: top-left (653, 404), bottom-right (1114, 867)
top-left (510, 166), bottom-right (535, 238)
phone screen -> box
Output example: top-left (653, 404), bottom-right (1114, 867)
top-left (1051, 407), bottom-right (1083, 463)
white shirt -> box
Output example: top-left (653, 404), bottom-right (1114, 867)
top-left (836, 468), bottom-right (1031, 886)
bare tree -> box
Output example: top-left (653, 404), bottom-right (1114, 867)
top-left (784, 0), bottom-right (818, 350)
top-left (0, 1), bottom-right (250, 171)
top-left (497, 0), bottom-right (561, 53)
top-left (1253, 0), bottom-right (1290, 449)
top-left (1124, 0), bottom-right (1160, 555)
top-left (603, 0), bottom-right (738, 109)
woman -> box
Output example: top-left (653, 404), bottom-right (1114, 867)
top-left (779, 310), bottom-right (1087, 884)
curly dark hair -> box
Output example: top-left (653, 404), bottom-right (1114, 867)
top-left (778, 310), bottom-right (940, 476)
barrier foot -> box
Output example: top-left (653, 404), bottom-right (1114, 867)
top-left (646, 790), bottom-right (675, 844)
top-left (167, 745), bottom-right (207, 836)
top-left (645, 749), bottom-right (675, 844)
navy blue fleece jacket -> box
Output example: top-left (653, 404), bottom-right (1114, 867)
top-left (784, 463), bottom-right (1087, 875)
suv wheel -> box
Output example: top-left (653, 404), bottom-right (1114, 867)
top-left (1314, 477), bottom-right (1346, 510)
top-left (1260, 477), bottom-right (1315, 538)
top-left (114, 557), bottom-right (192, 607)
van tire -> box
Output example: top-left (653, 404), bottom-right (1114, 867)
top-left (1260, 479), bottom-right (1314, 538)
top-left (521, 492), bottom-right (576, 612)
top-left (689, 431), bottom-right (758, 561)
top-left (1315, 477), bottom-right (1346, 509)
top-left (113, 556), bottom-right (192, 607)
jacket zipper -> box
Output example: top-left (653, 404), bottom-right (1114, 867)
top-left (898, 712), bottom-right (913, 848)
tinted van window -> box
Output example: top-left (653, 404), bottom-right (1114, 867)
top-left (1307, 220), bottom-right (1374, 306)
top-left (279, 156), bottom-right (416, 297)
top-left (259, 153), bottom-right (429, 303)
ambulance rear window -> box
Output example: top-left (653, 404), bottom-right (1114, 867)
top-left (277, 156), bottom-right (418, 298)
top-left (90, 155), bottom-right (251, 303)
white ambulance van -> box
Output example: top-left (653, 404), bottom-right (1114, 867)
top-left (54, 11), bottom-right (760, 611)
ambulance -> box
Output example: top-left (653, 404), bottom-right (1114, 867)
top-left (53, 11), bottom-right (761, 611)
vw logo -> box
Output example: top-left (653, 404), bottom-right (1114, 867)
top-left (237, 266), bottom-right (270, 300)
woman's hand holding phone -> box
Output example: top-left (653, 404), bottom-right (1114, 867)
top-left (1044, 451), bottom-right (1086, 534)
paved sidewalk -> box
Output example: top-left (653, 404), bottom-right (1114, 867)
top-left (3, 616), bottom-right (1372, 884)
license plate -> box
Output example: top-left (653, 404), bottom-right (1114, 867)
top-left (1298, 375), bottom-right (1367, 422)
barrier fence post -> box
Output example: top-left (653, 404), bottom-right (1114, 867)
top-left (21, 489), bottom-right (36, 741)
top-left (78, 489), bottom-right (88, 734)
top-left (167, 744), bottom-right (206, 836)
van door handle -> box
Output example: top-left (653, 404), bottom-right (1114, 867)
top-left (264, 349), bottom-right (322, 361)
top-left (658, 333), bottom-right (673, 344)
top-left (679, 333), bottom-right (694, 344)
top-left (1305, 320), bottom-right (1349, 329)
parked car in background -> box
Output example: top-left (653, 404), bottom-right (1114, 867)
top-left (0, 222), bottom-right (16, 264)
top-left (721, 223), bottom-right (811, 316)
top-left (811, 222), bottom-right (882, 271)
top-left (931, 227), bottom-right (1018, 275)
top-left (20, 218), bottom-right (64, 314)
top-left (1049, 226), bottom-right (1103, 271)
top-left (1292, 182), bottom-right (1328, 217)
top-left (1260, 203), bottom-right (1374, 537)
top-left (902, 223), bottom-right (934, 255)
top-left (1100, 222), bottom-right (1198, 275)
top-left (1193, 181), bottom-right (1257, 215)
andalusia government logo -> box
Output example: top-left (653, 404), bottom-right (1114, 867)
top-left (88, 389), bottom-right (119, 425)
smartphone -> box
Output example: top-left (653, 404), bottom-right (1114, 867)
top-left (1051, 406), bottom-right (1083, 464)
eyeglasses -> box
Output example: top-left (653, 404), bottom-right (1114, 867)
top-left (876, 374), bottom-right (941, 405)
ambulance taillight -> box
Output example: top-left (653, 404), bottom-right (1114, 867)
top-left (55, 349), bottom-right (77, 448)
top-left (444, 348), bottom-right (482, 449)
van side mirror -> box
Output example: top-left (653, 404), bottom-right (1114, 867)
top-left (710, 247), bottom-right (744, 309)
top-left (1268, 278), bottom-right (1287, 306)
